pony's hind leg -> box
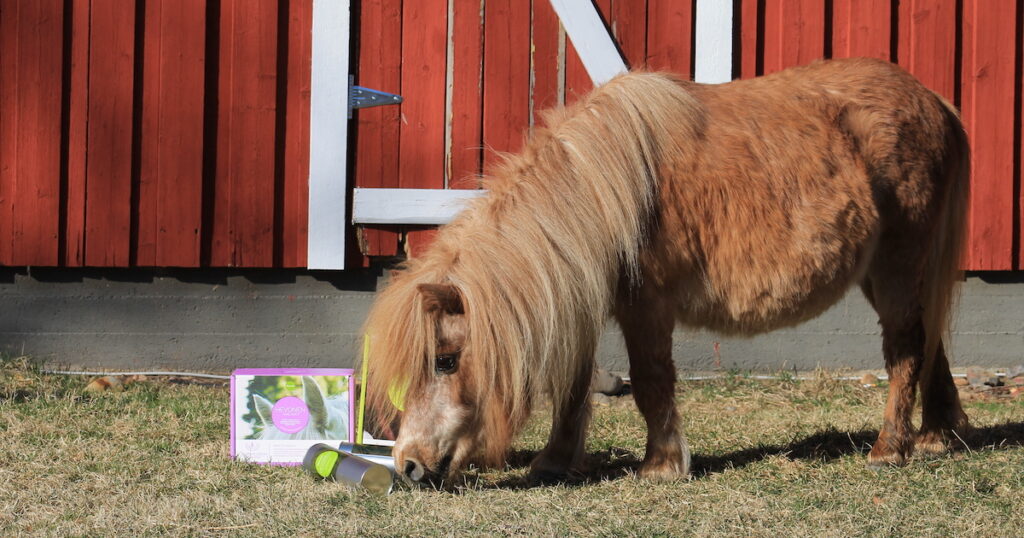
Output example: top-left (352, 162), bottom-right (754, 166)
top-left (916, 342), bottom-right (970, 455)
top-left (870, 317), bottom-right (924, 466)
top-left (528, 357), bottom-right (593, 483)
top-left (614, 288), bottom-right (690, 480)
top-left (862, 273), bottom-right (928, 467)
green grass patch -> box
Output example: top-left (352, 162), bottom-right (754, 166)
top-left (2, 357), bottom-right (1023, 536)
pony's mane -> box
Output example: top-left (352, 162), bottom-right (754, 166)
top-left (361, 72), bottom-right (703, 460)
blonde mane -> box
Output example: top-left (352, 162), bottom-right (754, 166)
top-left (361, 72), bottom-right (700, 455)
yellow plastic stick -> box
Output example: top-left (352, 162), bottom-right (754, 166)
top-left (356, 334), bottom-right (369, 444)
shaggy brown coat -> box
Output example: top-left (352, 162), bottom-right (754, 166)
top-left (363, 57), bottom-right (969, 482)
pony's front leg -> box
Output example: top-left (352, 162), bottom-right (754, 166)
top-left (528, 358), bottom-right (594, 483)
top-left (615, 292), bottom-right (690, 480)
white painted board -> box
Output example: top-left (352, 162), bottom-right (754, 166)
top-left (307, 0), bottom-right (350, 270)
top-left (352, 188), bottom-right (487, 226)
top-left (694, 0), bottom-right (734, 84)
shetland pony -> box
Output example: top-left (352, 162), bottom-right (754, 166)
top-left (362, 58), bottom-right (970, 484)
top-left (253, 376), bottom-right (350, 440)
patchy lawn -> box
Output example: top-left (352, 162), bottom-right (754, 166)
top-left (2, 357), bottom-right (1023, 536)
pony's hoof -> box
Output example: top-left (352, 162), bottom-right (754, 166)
top-left (637, 462), bottom-right (690, 482)
top-left (915, 431), bottom-right (950, 456)
top-left (866, 448), bottom-right (907, 469)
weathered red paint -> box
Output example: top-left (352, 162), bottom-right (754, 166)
top-left (1, 0), bottom-right (1021, 271)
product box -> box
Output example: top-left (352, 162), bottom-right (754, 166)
top-left (231, 368), bottom-right (355, 465)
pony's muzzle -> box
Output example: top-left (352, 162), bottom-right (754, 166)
top-left (400, 454), bottom-right (454, 488)
top-left (403, 457), bottom-right (426, 482)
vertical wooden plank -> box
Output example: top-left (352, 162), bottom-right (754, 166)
top-left (961, 0), bottom-right (1016, 270)
top-left (212, 0), bottom-right (278, 267)
top-left (482, 0), bottom-right (531, 164)
top-left (532, 0), bottom-right (562, 124)
top-left (64, 0), bottom-right (90, 266)
top-left (611, 0), bottom-right (646, 68)
top-left (898, 0), bottom-right (957, 100)
top-left (399, 0), bottom-right (447, 257)
top-left (0, 0), bottom-right (64, 266)
top-left (763, 0), bottom-right (825, 74)
top-left (646, 0), bottom-right (693, 76)
top-left (353, 0), bottom-right (402, 259)
top-left (449, 0), bottom-right (484, 189)
top-left (832, 0), bottom-right (891, 61)
top-left (85, 0), bottom-right (136, 266)
top-left (282, 0), bottom-right (311, 267)
top-left (137, 0), bottom-right (206, 267)
top-left (737, 0), bottom-right (759, 78)
top-left (564, 0), bottom-right (610, 104)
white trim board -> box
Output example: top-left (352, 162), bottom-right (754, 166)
top-left (548, 0), bottom-right (627, 85)
top-left (307, 0), bottom-right (350, 270)
top-left (694, 0), bottom-right (733, 84)
top-left (352, 188), bottom-right (487, 225)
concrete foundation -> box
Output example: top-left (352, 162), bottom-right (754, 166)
top-left (0, 267), bottom-right (1021, 373)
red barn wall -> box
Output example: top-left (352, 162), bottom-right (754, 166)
top-left (1, 0), bottom-right (1022, 271)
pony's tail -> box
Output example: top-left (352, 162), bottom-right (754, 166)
top-left (921, 94), bottom-right (970, 364)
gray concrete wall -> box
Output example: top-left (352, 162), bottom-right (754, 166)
top-left (0, 267), bottom-right (1021, 372)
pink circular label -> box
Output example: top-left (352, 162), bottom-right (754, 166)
top-left (271, 396), bottom-right (309, 433)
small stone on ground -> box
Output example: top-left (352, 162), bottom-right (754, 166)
top-left (591, 393), bottom-right (612, 406)
top-left (591, 368), bottom-right (624, 396)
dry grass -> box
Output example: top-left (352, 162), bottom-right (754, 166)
top-left (2, 357), bottom-right (1023, 536)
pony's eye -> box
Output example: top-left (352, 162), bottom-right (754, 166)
top-left (435, 353), bottom-right (459, 374)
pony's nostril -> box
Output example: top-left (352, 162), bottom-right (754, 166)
top-left (403, 458), bottom-right (425, 481)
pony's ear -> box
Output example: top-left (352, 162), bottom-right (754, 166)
top-left (252, 394), bottom-right (274, 426)
top-left (417, 283), bottom-right (464, 315)
top-left (301, 376), bottom-right (329, 431)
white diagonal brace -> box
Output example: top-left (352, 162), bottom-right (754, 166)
top-left (548, 0), bottom-right (627, 85)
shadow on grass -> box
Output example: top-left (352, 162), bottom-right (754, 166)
top-left (472, 422), bottom-right (1024, 491)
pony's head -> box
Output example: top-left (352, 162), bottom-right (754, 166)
top-left (362, 262), bottom-right (532, 487)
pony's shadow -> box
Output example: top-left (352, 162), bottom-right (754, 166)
top-left (475, 421), bottom-right (1024, 490)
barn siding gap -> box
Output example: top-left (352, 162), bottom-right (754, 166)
top-left (128, 0), bottom-right (145, 267)
top-left (272, 0), bottom-right (290, 268)
top-left (200, 0), bottom-right (222, 267)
